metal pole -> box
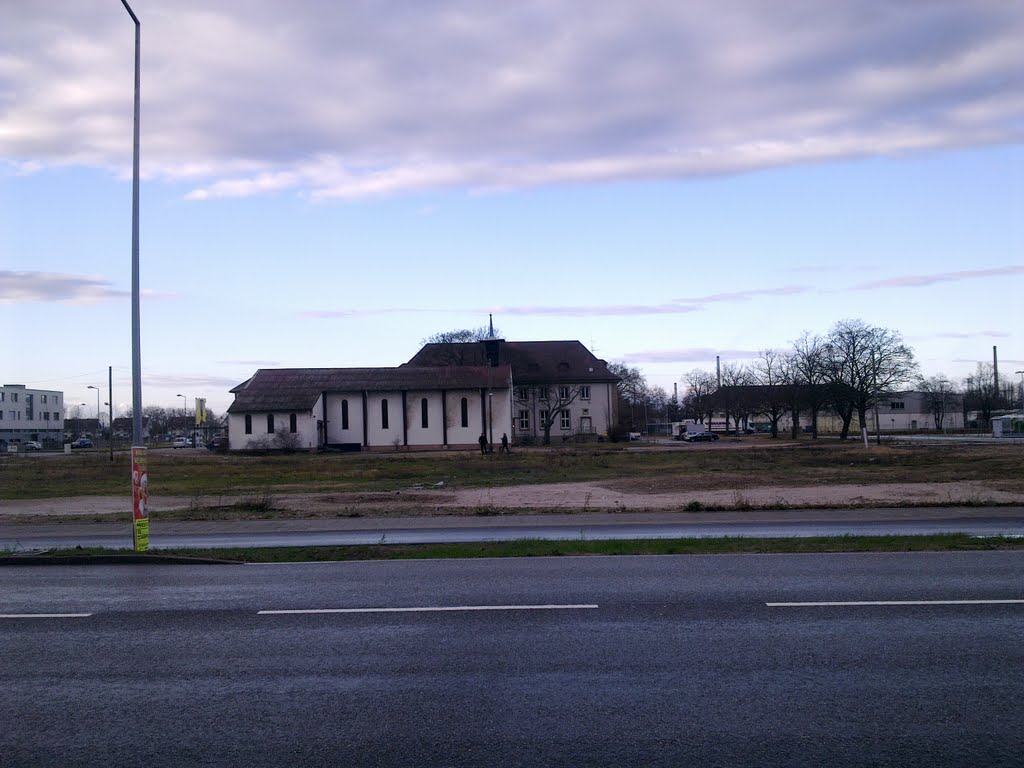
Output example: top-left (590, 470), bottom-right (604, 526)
top-left (108, 365), bottom-right (114, 462)
top-left (121, 0), bottom-right (143, 447)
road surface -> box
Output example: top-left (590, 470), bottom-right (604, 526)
top-left (2, 552), bottom-right (1022, 766)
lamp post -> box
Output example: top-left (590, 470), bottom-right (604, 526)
top-left (177, 393), bottom-right (187, 439)
top-left (87, 385), bottom-right (101, 439)
top-left (120, 0), bottom-right (143, 447)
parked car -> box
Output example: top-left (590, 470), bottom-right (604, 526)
top-left (172, 437), bottom-right (192, 449)
top-left (205, 435), bottom-right (230, 452)
top-left (71, 438), bottom-right (93, 449)
top-left (23, 441), bottom-right (43, 451)
top-left (683, 432), bottom-right (720, 443)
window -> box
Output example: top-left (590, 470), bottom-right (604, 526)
top-left (289, 413), bottom-right (297, 433)
top-left (41, 395), bottom-right (47, 403)
top-left (245, 415), bottom-right (252, 434)
top-left (44, 412), bottom-right (50, 421)
top-left (341, 399), bottom-right (349, 430)
top-left (890, 402), bottom-right (905, 410)
top-left (518, 410), bottom-right (530, 431)
top-left (381, 399), bottom-right (389, 429)
top-left (0, 411), bottom-right (3, 420)
top-left (267, 414), bottom-right (275, 433)
top-left (11, 393), bottom-right (17, 402)
top-left (560, 410), bottom-right (571, 430)
top-left (53, 412), bottom-right (60, 420)
top-left (558, 386), bottom-right (571, 400)
top-left (579, 386), bottom-right (590, 400)
top-left (0, 392), bottom-right (4, 402)
top-left (460, 398), bottom-right (469, 428)
top-left (539, 409), bottom-right (549, 429)
top-left (537, 387), bottom-right (549, 400)
top-left (421, 398), bottom-right (429, 429)
top-left (515, 387), bottom-right (530, 400)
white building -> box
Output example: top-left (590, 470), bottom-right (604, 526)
top-left (227, 366), bottom-right (513, 451)
top-left (226, 339), bottom-right (621, 451)
top-left (0, 384), bottom-right (64, 447)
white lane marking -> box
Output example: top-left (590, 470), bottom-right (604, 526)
top-left (767, 600), bottom-right (1024, 607)
top-left (258, 604), bottom-right (598, 615)
top-left (0, 613), bottom-right (92, 619)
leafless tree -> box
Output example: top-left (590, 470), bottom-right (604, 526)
top-left (790, 331), bottom-right (828, 437)
top-left (682, 369), bottom-right (716, 429)
top-left (536, 385), bottom-right (583, 445)
top-left (917, 375), bottom-right (959, 430)
top-left (824, 319), bottom-right (919, 441)
top-left (718, 362), bottom-right (754, 433)
top-left (753, 349), bottom-right (788, 438)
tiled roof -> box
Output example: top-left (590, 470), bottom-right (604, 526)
top-left (405, 340), bottom-right (619, 385)
top-left (227, 366), bottom-right (512, 414)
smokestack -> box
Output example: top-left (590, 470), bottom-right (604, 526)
top-left (994, 346), bottom-right (999, 392)
top-left (716, 356), bottom-right (721, 388)
top-left (488, 314), bottom-right (494, 339)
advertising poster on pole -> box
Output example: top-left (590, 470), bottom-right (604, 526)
top-left (131, 446), bottom-right (149, 551)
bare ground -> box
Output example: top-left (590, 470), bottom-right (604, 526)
top-left (2, 479), bottom-right (1022, 521)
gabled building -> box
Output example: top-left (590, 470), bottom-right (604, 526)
top-left (227, 365), bottom-right (512, 451)
top-left (405, 340), bottom-right (619, 443)
top-left (225, 339), bottom-right (619, 451)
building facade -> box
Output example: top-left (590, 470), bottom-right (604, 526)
top-left (1, 384), bottom-right (64, 447)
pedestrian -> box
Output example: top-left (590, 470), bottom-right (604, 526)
top-left (500, 433), bottom-right (510, 454)
top-left (479, 433), bottom-right (488, 454)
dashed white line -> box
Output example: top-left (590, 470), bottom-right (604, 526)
top-left (767, 600), bottom-right (1024, 607)
top-left (258, 604), bottom-right (598, 615)
top-left (0, 613), bottom-right (93, 619)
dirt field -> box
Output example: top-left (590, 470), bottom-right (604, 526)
top-left (3, 478), bottom-right (1022, 521)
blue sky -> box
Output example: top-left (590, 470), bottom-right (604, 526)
top-left (2, 0), bottom-right (1022, 417)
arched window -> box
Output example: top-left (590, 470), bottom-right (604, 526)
top-left (381, 399), bottom-right (389, 429)
top-left (460, 397), bottom-right (469, 428)
top-left (341, 399), bottom-right (349, 430)
top-left (421, 398), bottom-right (429, 429)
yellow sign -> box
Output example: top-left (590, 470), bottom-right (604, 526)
top-left (195, 397), bottom-right (207, 426)
top-left (134, 519), bottom-right (149, 550)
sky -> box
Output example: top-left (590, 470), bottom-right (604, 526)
top-left (2, 0), bottom-right (1022, 419)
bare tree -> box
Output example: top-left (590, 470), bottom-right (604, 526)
top-left (753, 349), bottom-right (788, 438)
top-left (962, 364), bottom-right (1000, 427)
top-left (791, 332), bottom-right (828, 438)
top-left (682, 369), bottom-right (716, 430)
top-left (917, 375), bottom-right (959, 431)
top-left (718, 362), bottom-right (754, 433)
top-left (824, 319), bottom-right (919, 442)
top-left (536, 385), bottom-right (583, 445)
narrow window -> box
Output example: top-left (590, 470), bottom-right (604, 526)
top-left (341, 399), bottom-right (349, 430)
top-left (289, 413), bottom-right (297, 433)
top-left (558, 386), bottom-right (570, 400)
top-left (267, 414), bottom-right (275, 433)
top-left (580, 386), bottom-right (590, 400)
top-left (421, 398), bottom-right (429, 429)
top-left (460, 397), bottom-right (469, 428)
top-left (518, 410), bottom-right (530, 431)
top-left (560, 410), bottom-right (571, 430)
top-left (244, 414), bottom-right (252, 434)
top-left (381, 399), bottom-right (389, 429)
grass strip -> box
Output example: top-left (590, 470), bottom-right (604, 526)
top-left (6, 534), bottom-right (1024, 564)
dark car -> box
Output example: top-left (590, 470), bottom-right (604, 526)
top-left (206, 435), bottom-right (230, 452)
top-left (684, 432), bottom-right (719, 442)
top-left (71, 438), bottom-right (94, 449)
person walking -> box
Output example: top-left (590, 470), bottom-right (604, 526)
top-left (478, 433), bottom-right (488, 454)
top-left (499, 433), bottom-right (510, 454)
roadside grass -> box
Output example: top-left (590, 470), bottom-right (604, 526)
top-left (2, 441), bottom-right (1023, 501)
top-left (7, 534), bottom-right (1024, 563)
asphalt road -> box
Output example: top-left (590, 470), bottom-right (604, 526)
top-left (2, 552), bottom-right (1023, 767)
top-left (5, 509), bottom-right (1024, 551)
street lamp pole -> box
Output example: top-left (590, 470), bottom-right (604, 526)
top-left (177, 394), bottom-right (187, 440)
top-left (87, 386), bottom-right (101, 430)
top-left (120, 0), bottom-right (143, 447)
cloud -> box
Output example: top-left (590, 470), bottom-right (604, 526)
top-left (217, 359), bottom-right (281, 367)
top-left (143, 372), bottom-right (244, 390)
top-left (490, 303), bottom-right (702, 317)
top-left (935, 330), bottom-right (1010, 339)
top-left (2, 1), bottom-right (1022, 199)
top-left (621, 347), bottom-right (761, 364)
top-left (674, 286), bottom-right (811, 303)
top-left (0, 270), bottom-right (128, 303)
top-left (853, 265), bottom-right (1024, 290)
